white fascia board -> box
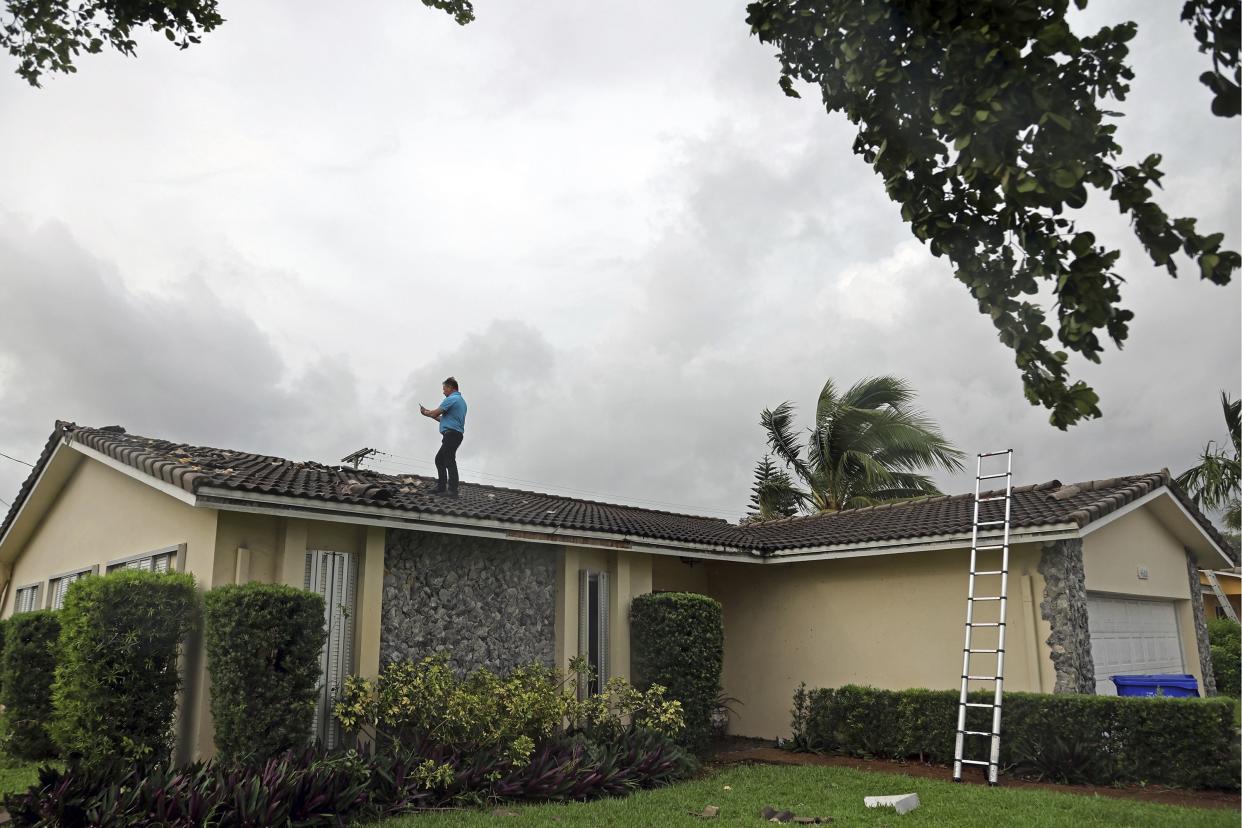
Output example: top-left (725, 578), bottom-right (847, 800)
top-left (194, 489), bottom-right (755, 561)
top-left (760, 525), bottom-right (1081, 564)
top-left (1201, 569), bottom-right (1241, 579)
top-left (67, 442), bottom-right (199, 507)
top-left (0, 441), bottom-right (66, 550)
top-left (1079, 486), bottom-right (1234, 567)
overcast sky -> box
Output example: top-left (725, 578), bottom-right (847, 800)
top-left (1, 0), bottom-right (1238, 521)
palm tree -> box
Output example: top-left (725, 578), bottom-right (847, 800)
top-left (1176, 392), bottom-right (1240, 534)
top-left (758, 376), bottom-right (966, 513)
top-left (746, 455), bottom-right (803, 521)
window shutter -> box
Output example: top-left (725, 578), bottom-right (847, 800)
top-left (153, 554), bottom-right (170, 573)
top-left (577, 569), bottom-right (591, 698)
top-left (596, 571), bottom-right (610, 686)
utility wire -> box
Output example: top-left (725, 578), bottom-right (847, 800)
top-left (0, 451), bottom-right (34, 467)
top-left (362, 453), bottom-right (740, 518)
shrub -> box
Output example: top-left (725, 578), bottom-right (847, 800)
top-left (335, 654), bottom-right (685, 768)
top-left (204, 583), bottom-right (327, 763)
top-left (3, 734), bottom-right (696, 826)
top-left (4, 747), bottom-right (371, 828)
top-left (50, 569), bottom-right (199, 769)
top-left (630, 592), bottom-right (724, 755)
top-left (789, 684), bottom-right (1239, 789)
top-left (0, 612), bottom-right (61, 760)
top-left (1207, 617), bottom-right (1241, 697)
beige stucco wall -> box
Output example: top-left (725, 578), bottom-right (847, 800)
top-left (651, 555), bottom-right (711, 594)
top-left (557, 546), bottom-right (651, 684)
top-left (2, 457), bottom-right (222, 761)
top-left (5, 458), bottom-right (219, 613)
top-left (693, 542), bottom-right (1051, 740)
top-left (1081, 509), bottom-right (1205, 688)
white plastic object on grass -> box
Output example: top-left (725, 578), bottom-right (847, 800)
top-left (863, 793), bottom-right (920, 815)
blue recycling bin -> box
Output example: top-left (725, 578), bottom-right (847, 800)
top-left (1111, 674), bottom-right (1200, 697)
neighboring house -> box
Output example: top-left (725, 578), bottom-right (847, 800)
top-left (1199, 568), bottom-right (1241, 620)
top-left (0, 422), bottom-right (1235, 760)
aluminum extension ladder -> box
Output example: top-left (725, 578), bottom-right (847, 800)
top-left (1203, 570), bottom-right (1238, 622)
top-left (953, 449), bottom-right (1013, 786)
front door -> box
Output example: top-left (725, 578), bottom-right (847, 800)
top-left (306, 549), bottom-right (357, 748)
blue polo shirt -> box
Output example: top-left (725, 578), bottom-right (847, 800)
top-left (439, 391), bottom-right (466, 434)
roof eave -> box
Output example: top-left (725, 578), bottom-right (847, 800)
top-left (194, 487), bottom-right (757, 561)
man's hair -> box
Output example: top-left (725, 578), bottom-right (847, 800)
top-left (443, 376), bottom-right (459, 390)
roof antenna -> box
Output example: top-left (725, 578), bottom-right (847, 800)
top-left (340, 447), bottom-right (378, 469)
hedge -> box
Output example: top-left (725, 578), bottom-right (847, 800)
top-left (204, 583), bottom-right (327, 763)
top-left (50, 569), bottom-right (199, 769)
top-left (0, 612), bottom-right (61, 760)
top-left (630, 592), bottom-right (723, 755)
top-left (790, 684), bottom-right (1240, 789)
top-left (1207, 617), bottom-right (1240, 697)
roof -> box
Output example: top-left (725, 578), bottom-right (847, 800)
top-left (0, 422), bottom-right (1234, 562)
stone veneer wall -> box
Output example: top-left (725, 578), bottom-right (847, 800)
top-left (1037, 538), bottom-right (1096, 693)
top-left (381, 530), bottom-right (557, 675)
top-left (1185, 550), bottom-right (1218, 696)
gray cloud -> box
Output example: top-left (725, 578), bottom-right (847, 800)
top-left (0, 0), bottom-right (1237, 525)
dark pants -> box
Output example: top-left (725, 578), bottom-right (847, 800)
top-left (435, 429), bottom-right (464, 491)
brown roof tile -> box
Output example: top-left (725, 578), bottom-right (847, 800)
top-left (0, 423), bottom-right (1233, 562)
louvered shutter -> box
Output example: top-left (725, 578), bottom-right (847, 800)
top-left (577, 569), bottom-right (591, 698)
top-left (153, 554), bottom-right (170, 573)
top-left (596, 571), bottom-right (610, 687)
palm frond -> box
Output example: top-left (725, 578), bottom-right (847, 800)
top-left (761, 402), bottom-right (811, 483)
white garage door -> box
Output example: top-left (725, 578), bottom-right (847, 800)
top-left (1087, 594), bottom-right (1184, 695)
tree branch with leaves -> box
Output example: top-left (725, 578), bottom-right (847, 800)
top-left (3, 0), bottom-right (475, 86)
top-left (746, 0), bottom-right (1239, 429)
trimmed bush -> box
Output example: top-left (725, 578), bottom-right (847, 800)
top-left (204, 583), bottom-right (327, 763)
top-left (0, 612), bottom-right (61, 760)
top-left (790, 684), bottom-right (1240, 789)
top-left (50, 569), bottom-right (199, 769)
top-left (630, 592), bottom-right (724, 755)
top-left (1207, 617), bottom-right (1240, 697)
top-left (0, 616), bottom-right (9, 699)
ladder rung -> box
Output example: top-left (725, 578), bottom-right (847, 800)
top-left (975, 544), bottom-right (1006, 550)
top-left (964, 675), bottom-right (999, 681)
top-left (973, 570), bottom-right (1005, 576)
top-left (960, 759), bottom-right (991, 767)
top-left (968, 622), bottom-right (1004, 627)
top-left (977, 472), bottom-right (1010, 480)
top-left (975, 519), bottom-right (1007, 526)
top-left (964, 702), bottom-right (996, 708)
top-left (961, 730), bottom-right (992, 736)
top-left (977, 450), bottom-right (1011, 457)
top-left (971, 596), bottom-right (1004, 601)
top-left (978, 496), bottom-right (1007, 502)
top-left (966, 648), bottom-right (1002, 653)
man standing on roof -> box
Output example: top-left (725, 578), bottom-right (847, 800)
top-left (420, 377), bottom-right (467, 497)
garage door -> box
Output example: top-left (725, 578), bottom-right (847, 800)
top-left (1087, 594), bottom-right (1184, 695)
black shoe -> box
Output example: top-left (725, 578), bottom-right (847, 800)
top-left (444, 488), bottom-right (459, 498)
top-left (431, 486), bottom-right (447, 495)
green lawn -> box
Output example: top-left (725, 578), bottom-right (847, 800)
top-left (365, 764), bottom-right (1237, 828)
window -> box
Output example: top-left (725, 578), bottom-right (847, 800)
top-left (107, 547), bottom-right (178, 574)
top-left (13, 584), bottom-right (40, 614)
top-left (1217, 606), bottom-right (1233, 620)
top-left (305, 549), bottom-right (358, 750)
top-left (48, 568), bottom-right (95, 610)
top-left (577, 570), bottom-right (610, 697)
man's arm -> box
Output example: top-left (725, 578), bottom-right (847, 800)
top-left (419, 405), bottom-right (444, 419)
